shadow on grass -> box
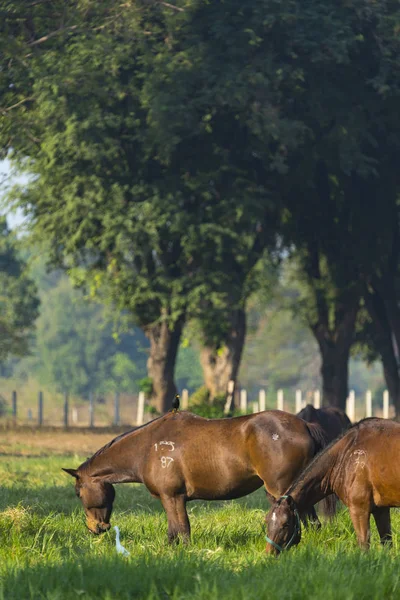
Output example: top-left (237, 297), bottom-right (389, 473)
top-left (1, 548), bottom-right (400, 600)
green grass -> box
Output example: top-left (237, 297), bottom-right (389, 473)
top-left (1, 456), bottom-right (400, 599)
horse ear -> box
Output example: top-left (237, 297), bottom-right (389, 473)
top-left (62, 468), bottom-right (79, 478)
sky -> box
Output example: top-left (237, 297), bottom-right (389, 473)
top-left (0, 159), bottom-right (29, 229)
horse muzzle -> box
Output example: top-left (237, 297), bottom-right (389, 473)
top-left (87, 519), bottom-right (111, 535)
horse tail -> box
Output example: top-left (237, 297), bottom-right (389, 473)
top-left (305, 422), bottom-right (329, 456)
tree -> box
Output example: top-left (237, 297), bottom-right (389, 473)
top-left (196, 253), bottom-right (279, 402)
top-left (0, 1), bottom-right (287, 411)
top-left (268, 2), bottom-right (400, 409)
top-left (0, 217), bottom-right (39, 361)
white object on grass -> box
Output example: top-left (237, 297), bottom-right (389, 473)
top-left (114, 526), bottom-right (130, 556)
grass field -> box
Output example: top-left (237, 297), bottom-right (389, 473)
top-left (0, 431), bottom-right (400, 599)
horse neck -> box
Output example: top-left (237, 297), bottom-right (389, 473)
top-left (85, 429), bottom-right (147, 484)
top-left (289, 446), bottom-right (338, 510)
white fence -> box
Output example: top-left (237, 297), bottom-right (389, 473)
top-left (179, 385), bottom-right (394, 423)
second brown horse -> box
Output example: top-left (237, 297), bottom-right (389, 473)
top-left (265, 418), bottom-right (400, 554)
top-left (63, 410), bottom-right (327, 543)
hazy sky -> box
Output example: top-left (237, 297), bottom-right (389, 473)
top-left (0, 159), bottom-right (29, 229)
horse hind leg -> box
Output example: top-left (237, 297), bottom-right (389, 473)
top-left (349, 505), bottom-right (371, 550)
top-left (160, 495), bottom-right (191, 544)
top-left (372, 506), bottom-right (392, 547)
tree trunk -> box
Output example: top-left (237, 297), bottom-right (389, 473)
top-left (200, 308), bottom-right (246, 402)
top-left (312, 298), bottom-right (359, 410)
top-left (318, 343), bottom-right (351, 410)
top-left (364, 283), bottom-right (400, 418)
top-left (145, 315), bottom-right (185, 414)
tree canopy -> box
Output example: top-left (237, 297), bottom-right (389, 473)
top-left (0, 217), bottom-right (39, 361)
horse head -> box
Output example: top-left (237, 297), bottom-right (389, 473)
top-left (63, 467), bottom-right (115, 534)
top-left (265, 495), bottom-right (301, 555)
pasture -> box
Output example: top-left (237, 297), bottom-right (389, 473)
top-left (0, 430), bottom-right (399, 599)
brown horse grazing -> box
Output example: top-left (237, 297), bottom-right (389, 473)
top-left (265, 417), bottom-right (400, 554)
top-left (297, 404), bottom-right (352, 441)
top-left (63, 410), bottom-right (328, 543)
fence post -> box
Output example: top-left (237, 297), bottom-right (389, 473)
top-left (240, 389), bottom-right (247, 413)
top-left (383, 390), bottom-right (389, 419)
top-left (113, 392), bottom-right (120, 426)
top-left (89, 391), bottom-right (94, 428)
top-left (313, 390), bottom-right (321, 409)
top-left (137, 391), bottom-right (145, 425)
top-left (72, 407), bottom-right (78, 425)
top-left (181, 389), bottom-right (189, 410)
top-left (12, 390), bottom-right (17, 424)
top-left (259, 389), bottom-right (266, 412)
top-left (277, 389), bottom-right (284, 411)
top-left (346, 390), bottom-right (355, 422)
top-left (365, 390), bottom-right (372, 418)
top-left (64, 392), bottom-right (69, 428)
top-left (224, 380), bottom-right (235, 415)
top-left (295, 389), bottom-right (302, 413)
top-left (38, 391), bottom-right (43, 427)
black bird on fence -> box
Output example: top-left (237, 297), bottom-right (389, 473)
top-left (171, 394), bottom-right (180, 412)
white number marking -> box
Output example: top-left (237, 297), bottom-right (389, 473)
top-left (161, 456), bottom-right (174, 468)
top-left (154, 441), bottom-right (175, 452)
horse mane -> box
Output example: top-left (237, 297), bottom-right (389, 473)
top-left (80, 414), bottom-right (165, 471)
top-left (305, 421), bottom-right (329, 455)
top-left (297, 404), bottom-right (318, 421)
top-left (286, 417), bottom-right (381, 496)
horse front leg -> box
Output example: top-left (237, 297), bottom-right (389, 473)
top-left (372, 507), bottom-right (392, 547)
top-left (160, 495), bottom-right (191, 544)
top-left (349, 505), bottom-right (371, 550)
top-left (300, 506), bottom-right (321, 530)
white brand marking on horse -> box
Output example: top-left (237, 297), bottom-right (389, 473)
top-left (353, 449), bottom-right (367, 469)
top-left (161, 456), bottom-right (174, 468)
top-left (272, 433), bottom-right (279, 441)
top-left (154, 441), bottom-right (175, 452)
top-left (271, 512), bottom-right (277, 522)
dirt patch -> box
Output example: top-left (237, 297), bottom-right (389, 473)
top-left (0, 426), bottom-right (134, 457)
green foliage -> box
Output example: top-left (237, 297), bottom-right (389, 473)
top-left (189, 385), bottom-right (227, 418)
top-left (0, 217), bottom-right (39, 362)
top-left (175, 342), bottom-right (203, 392)
top-left (138, 377), bottom-right (153, 397)
top-left (1, 0), bottom-right (278, 334)
top-left (15, 273), bottom-right (148, 397)
top-left (189, 385), bottom-right (210, 406)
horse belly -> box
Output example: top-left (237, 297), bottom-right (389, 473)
top-left (187, 474), bottom-right (263, 501)
top-left (183, 453), bottom-right (262, 500)
top-left (372, 466), bottom-right (400, 507)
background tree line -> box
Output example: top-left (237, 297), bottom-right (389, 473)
top-left (1, 0), bottom-right (400, 414)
